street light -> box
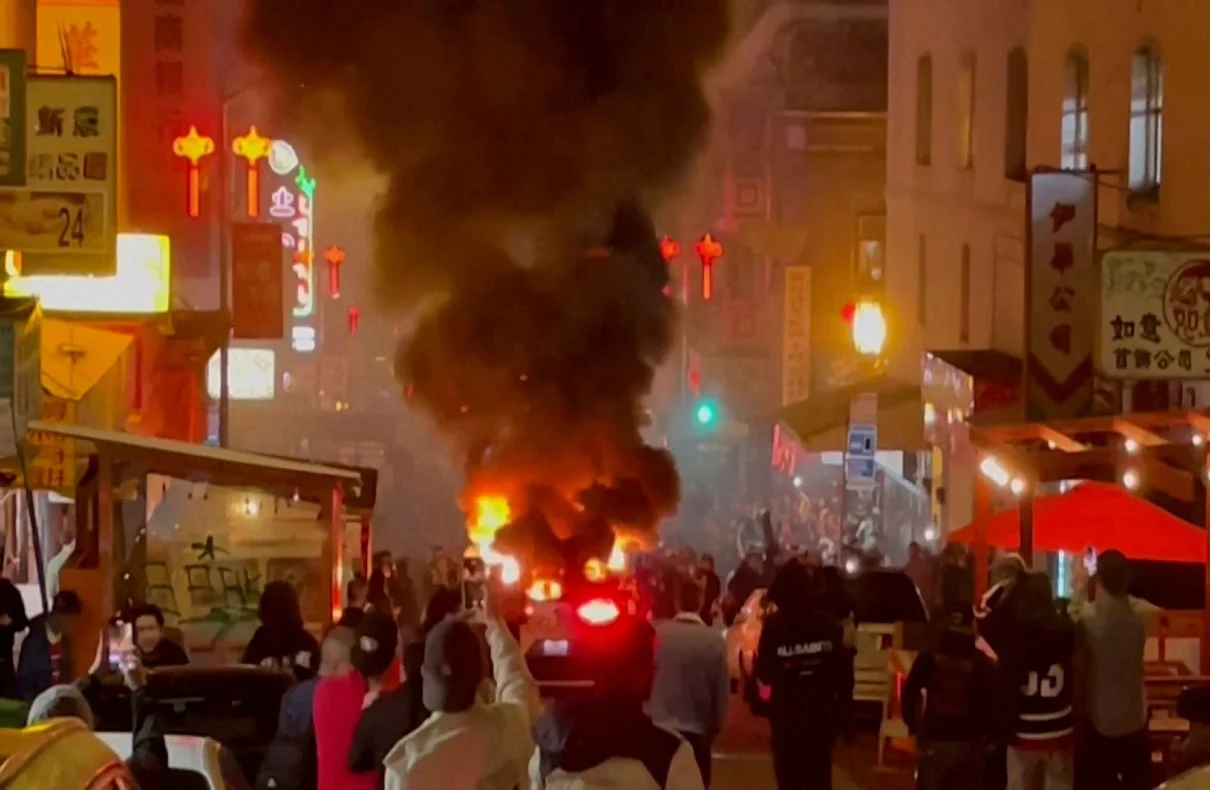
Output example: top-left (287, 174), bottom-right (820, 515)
top-left (844, 300), bottom-right (887, 356)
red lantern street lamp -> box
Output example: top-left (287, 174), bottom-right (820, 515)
top-left (324, 245), bottom-right (346, 299)
top-left (348, 305), bottom-right (361, 337)
top-left (694, 233), bottom-right (723, 301)
top-left (232, 126), bottom-right (273, 219)
top-left (172, 126), bottom-right (214, 219)
top-left (659, 235), bottom-right (680, 298)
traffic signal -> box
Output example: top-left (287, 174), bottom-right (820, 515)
top-left (693, 398), bottom-right (720, 429)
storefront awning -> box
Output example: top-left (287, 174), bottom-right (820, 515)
top-left (778, 374), bottom-right (926, 453)
top-left (25, 421), bottom-right (372, 506)
top-left (40, 319), bottom-right (133, 401)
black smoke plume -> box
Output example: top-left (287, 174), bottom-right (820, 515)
top-left (242, 1), bottom-right (731, 559)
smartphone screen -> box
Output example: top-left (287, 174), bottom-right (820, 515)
top-left (107, 621), bottom-right (133, 670)
top-left (462, 557), bottom-right (487, 611)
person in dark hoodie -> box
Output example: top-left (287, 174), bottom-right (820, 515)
top-left (756, 560), bottom-right (852, 790)
top-left (348, 611), bottom-right (428, 787)
top-left (243, 581), bottom-right (321, 682)
top-left (902, 613), bottom-right (1007, 790)
top-left (0, 575), bottom-right (27, 698)
top-left (17, 589), bottom-right (80, 701)
top-left (977, 571), bottom-right (1075, 790)
top-left (530, 613), bottom-right (704, 789)
top-left (256, 625), bottom-right (356, 790)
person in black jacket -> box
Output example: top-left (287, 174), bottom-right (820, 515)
top-left (756, 561), bottom-right (853, 790)
top-left (17, 590), bottom-right (80, 701)
top-left (977, 571), bottom-right (1076, 790)
top-left (256, 625), bottom-right (355, 790)
top-left (0, 576), bottom-right (27, 698)
top-left (128, 603), bottom-right (190, 668)
top-left (903, 614), bottom-right (1007, 790)
top-left (348, 612), bottom-right (429, 786)
top-left (242, 581), bottom-right (321, 682)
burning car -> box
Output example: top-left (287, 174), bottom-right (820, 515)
top-left (464, 492), bottom-right (642, 695)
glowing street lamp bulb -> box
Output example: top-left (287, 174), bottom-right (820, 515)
top-left (851, 301), bottom-right (887, 356)
top-left (1122, 470), bottom-right (1140, 490)
top-left (978, 456), bottom-right (1011, 488)
top-left (1194, 434), bottom-right (1205, 447)
top-left (1010, 478), bottom-right (1026, 495)
top-left (923, 526), bottom-right (938, 542)
top-left (793, 476), bottom-right (803, 489)
top-left (1124, 438), bottom-right (1139, 454)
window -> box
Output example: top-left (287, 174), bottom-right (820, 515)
top-left (154, 14), bottom-right (184, 53)
top-left (1004, 48), bottom-right (1028, 180)
top-left (917, 234), bottom-right (928, 326)
top-left (915, 55), bottom-right (933, 165)
top-left (957, 53), bottom-right (976, 169)
top-left (154, 61), bottom-right (183, 97)
top-left (1061, 49), bottom-right (1090, 170)
top-left (959, 245), bottom-right (972, 343)
top-left (1129, 45), bottom-right (1163, 192)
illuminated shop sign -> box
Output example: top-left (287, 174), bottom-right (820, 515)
top-left (264, 139), bottom-right (316, 352)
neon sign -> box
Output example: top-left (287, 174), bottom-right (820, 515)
top-left (233, 126), bottom-right (272, 219)
top-left (323, 244), bottom-right (345, 299)
top-left (265, 139), bottom-right (317, 352)
top-left (172, 126), bottom-right (214, 219)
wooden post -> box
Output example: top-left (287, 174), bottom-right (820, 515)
top-left (359, 512), bottom-right (372, 578)
top-left (1203, 449), bottom-right (1210, 675)
top-left (97, 453), bottom-right (114, 619)
top-left (1019, 485), bottom-right (1035, 567)
top-left (974, 471), bottom-right (992, 600)
top-left (330, 485), bottom-right (344, 624)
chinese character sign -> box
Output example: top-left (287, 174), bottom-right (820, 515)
top-left (262, 139), bottom-right (316, 324)
top-left (782, 266), bottom-right (811, 406)
top-left (231, 222), bottom-right (285, 340)
top-left (36, 4), bottom-right (121, 78)
top-left (1026, 171), bottom-right (1096, 420)
top-left (1098, 251), bottom-right (1210, 380)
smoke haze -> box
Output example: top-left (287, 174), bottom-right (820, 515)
top-left (242, 1), bottom-right (731, 556)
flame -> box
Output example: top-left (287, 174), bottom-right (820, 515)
top-left (583, 538), bottom-right (630, 581)
top-left (468, 495), bottom-right (521, 585)
top-left (526, 578), bottom-right (563, 602)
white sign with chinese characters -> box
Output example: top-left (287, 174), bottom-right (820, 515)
top-left (782, 266), bottom-right (811, 406)
top-left (1098, 250), bottom-right (1210, 380)
top-left (1026, 171), bottom-right (1096, 420)
top-left (0, 74), bottom-right (116, 275)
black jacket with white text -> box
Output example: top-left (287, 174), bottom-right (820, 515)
top-left (754, 606), bottom-right (853, 738)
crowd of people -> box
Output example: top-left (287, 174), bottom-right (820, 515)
top-left (902, 548), bottom-right (1152, 790)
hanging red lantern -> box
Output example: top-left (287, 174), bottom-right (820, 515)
top-left (694, 233), bottom-right (723, 301)
top-left (659, 236), bottom-right (681, 299)
top-left (348, 305), bottom-right (361, 336)
top-left (324, 244), bottom-right (346, 299)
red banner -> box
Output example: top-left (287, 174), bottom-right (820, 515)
top-left (231, 222), bottom-right (284, 339)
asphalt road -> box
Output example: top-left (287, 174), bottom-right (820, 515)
top-left (711, 693), bottom-right (915, 790)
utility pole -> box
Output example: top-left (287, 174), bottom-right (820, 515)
top-left (217, 100), bottom-right (231, 447)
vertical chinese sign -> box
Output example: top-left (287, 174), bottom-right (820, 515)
top-left (231, 222), bottom-right (284, 340)
top-left (0, 50), bottom-right (26, 187)
top-left (782, 266), bottom-right (811, 406)
top-left (1026, 171), bottom-right (1096, 421)
top-left (15, 74), bottom-right (117, 276)
top-left (1098, 251), bottom-right (1210, 380)
top-left (262, 139), bottom-right (317, 353)
top-left (27, 397), bottom-right (75, 491)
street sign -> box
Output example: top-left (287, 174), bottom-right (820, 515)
top-left (0, 190), bottom-right (105, 254)
top-left (845, 422), bottom-right (878, 491)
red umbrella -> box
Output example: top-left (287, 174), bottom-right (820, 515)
top-left (948, 481), bottom-right (1205, 563)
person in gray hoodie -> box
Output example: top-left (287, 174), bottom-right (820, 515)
top-left (1075, 550), bottom-right (1148, 790)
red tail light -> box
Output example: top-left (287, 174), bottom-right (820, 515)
top-left (576, 598), bottom-right (620, 626)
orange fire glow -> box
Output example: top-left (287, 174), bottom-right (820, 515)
top-left (526, 578), bottom-right (563, 602)
top-left (468, 495), bottom-right (520, 585)
top-left (583, 538), bottom-right (630, 581)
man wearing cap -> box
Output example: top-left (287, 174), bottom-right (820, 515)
top-left (1075, 550), bottom-right (1149, 789)
top-left (383, 585), bottom-right (540, 790)
top-left (16, 589), bottom-right (80, 701)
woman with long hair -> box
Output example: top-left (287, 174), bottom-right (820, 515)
top-left (241, 580), bottom-right (321, 682)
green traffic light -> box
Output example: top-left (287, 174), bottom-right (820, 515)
top-left (695, 401), bottom-right (716, 426)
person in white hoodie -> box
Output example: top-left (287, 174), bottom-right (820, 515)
top-left (529, 614), bottom-right (704, 790)
top-left (383, 585), bottom-right (541, 790)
